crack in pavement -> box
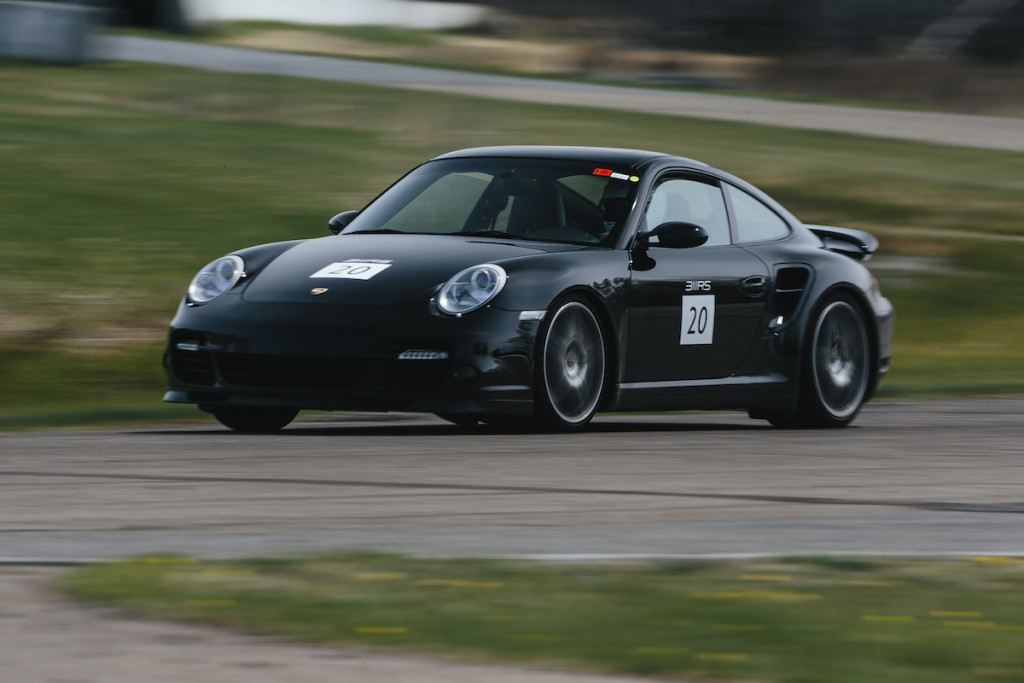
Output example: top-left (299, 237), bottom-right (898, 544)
top-left (3, 470), bottom-right (1021, 515)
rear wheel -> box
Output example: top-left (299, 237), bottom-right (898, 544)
top-left (770, 296), bottom-right (871, 428)
top-left (210, 406), bottom-right (299, 433)
top-left (809, 299), bottom-right (871, 425)
top-left (535, 299), bottom-right (606, 431)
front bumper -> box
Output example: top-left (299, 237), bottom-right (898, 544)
top-left (163, 297), bottom-right (542, 415)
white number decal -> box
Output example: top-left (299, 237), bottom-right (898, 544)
top-left (680, 295), bottom-right (715, 345)
top-left (310, 261), bottom-right (392, 280)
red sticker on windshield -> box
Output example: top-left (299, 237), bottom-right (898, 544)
top-left (594, 168), bottom-right (633, 181)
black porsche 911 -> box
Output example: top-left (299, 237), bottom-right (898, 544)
top-left (164, 146), bottom-right (893, 432)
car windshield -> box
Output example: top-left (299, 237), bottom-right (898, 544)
top-left (341, 157), bottom-right (640, 246)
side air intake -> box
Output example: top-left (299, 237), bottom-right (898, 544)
top-left (773, 266), bottom-right (812, 318)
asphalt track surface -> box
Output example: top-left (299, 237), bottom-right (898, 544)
top-left (3, 398), bottom-right (1022, 681)
top-left (4, 397), bottom-right (1024, 564)
top-left (95, 35), bottom-right (1024, 153)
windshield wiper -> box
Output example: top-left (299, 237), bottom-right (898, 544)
top-left (345, 228), bottom-right (406, 235)
top-left (453, 230), bottom-right (538, 241)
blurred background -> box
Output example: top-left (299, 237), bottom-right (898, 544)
top-left (101, 0), bottom-right (1024, 112)
top-left (1, 0), bottom-right (1022, 428)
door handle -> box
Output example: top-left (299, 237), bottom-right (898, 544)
top-left (741, 275), bottom-right (766, 297)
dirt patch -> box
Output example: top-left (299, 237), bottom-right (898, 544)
top-left (221, 29), bottom-right (592, 75)
top-left (219, 27), bottom-right (766, 86)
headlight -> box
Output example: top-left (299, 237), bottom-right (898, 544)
top-left (188, 255), bottom-right (245, 304)
top-left (437, 264), bottom-right (507, 316)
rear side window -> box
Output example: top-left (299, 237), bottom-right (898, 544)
top-left (725, 184), bottom-right (791, 243)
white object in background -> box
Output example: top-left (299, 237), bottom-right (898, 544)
top-left (182, 0), bottom-right (490, 29)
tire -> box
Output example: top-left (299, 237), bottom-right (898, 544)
top-left (783, 296), bottom-right (871, 428)
top-left (535, 299), bottom-right (606, 431)
top-left (211, 406), bottom-right (299, 433)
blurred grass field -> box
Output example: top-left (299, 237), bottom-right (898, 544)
top-left (1, 57), bottom-right (1022, 429)
top-left (62, 553), bottom-right (1024, 683)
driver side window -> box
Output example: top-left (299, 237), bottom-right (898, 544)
top-left (644, 177), bottom-right (730, 247)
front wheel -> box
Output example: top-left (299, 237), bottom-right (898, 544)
top-left (535, 299), bottom-right (606, 431)
top-left (210, 406), bottom-right (299, 433)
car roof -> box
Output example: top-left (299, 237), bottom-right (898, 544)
top-left (432, 145), bottom-right (710, 171)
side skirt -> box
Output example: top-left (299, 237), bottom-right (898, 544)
top-left (609, 374), bottom-right (795, 413)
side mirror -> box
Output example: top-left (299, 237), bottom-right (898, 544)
top-left (328, 210), bottom-right (360, 235)
top-left (648, 221), bottom-right (709, 249)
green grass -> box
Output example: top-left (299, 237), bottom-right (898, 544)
top-left (1, 58), bottom-right (1022, 429)
top-left (61, 553), bottom-right (1024, 682)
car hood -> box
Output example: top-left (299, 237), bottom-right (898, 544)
top-left (241, 233), bottom-right (577, 306)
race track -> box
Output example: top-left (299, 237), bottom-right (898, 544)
top-left (96, 35), bottom-right (1024, 153)
top-left (3, 397), bottom-right (1023, 563)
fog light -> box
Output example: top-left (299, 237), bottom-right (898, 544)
top-left (398, 349), bottom-right (449, 360)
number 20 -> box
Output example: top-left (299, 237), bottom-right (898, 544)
top-left (329, 264), bottom-right (371, 275)
top-left (687, 305), bottom-right (708, 335)
top-left (680, 294), bottom-right (714, 345)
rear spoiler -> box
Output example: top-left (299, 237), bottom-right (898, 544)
top-left (807, 225), bottom-right (878, 262)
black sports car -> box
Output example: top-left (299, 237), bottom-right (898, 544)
top-left (164, 146), bottom-right (893, 432)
